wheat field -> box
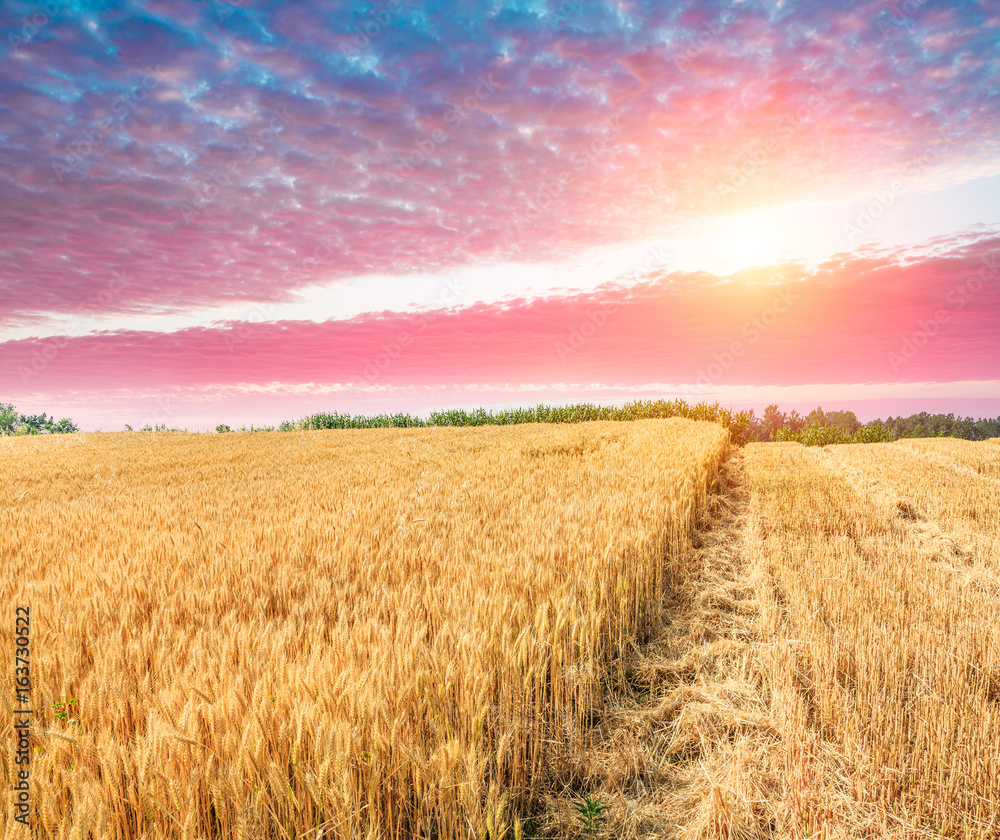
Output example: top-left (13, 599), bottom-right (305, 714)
top-left (3, 427), bottom-right (998, 840)
top-left (0, 419), bottom-right (727, 840)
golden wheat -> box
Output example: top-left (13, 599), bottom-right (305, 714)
top-left (0, 419), bottom-right (726, 839)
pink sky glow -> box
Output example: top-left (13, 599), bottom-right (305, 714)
top-left (1, 0), bottom-right (998, 429)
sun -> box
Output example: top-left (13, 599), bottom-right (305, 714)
top-left (717, 212), bottom-right (786, 271)
top-left (684, 207), bottom-right (792, 274)
top-left (667, 203), bottom-right (826, 277)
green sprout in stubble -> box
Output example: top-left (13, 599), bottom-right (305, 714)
top-left (573, 794), bottom-right (609, 839)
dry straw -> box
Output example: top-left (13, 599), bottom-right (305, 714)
top-left (677, 440), bottom-right (1000, 839)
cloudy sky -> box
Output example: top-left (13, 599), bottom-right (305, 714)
top-left (1, 0), bottom-right (998, 430)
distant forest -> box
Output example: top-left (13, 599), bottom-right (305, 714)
top-left (286, 401), bottom-right (1000, 447)
top-left (4, 399), bottom-right (998, 447)
top-left (0, 402), bottom-right (79, 435)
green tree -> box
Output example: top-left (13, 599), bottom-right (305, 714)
top-left (0, 402), bottom-right (18, 434)
top-left (825, 410), bottom-right (860, 434)
top-left (805, 406), bottom-right (826, 427)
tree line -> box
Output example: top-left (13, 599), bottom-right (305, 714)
top-left (0, 402), bottom-right (79, 435)
top-left (289, 400), bottom-right (999, 447)
top-left (4, 399), bottom-right (998, 446)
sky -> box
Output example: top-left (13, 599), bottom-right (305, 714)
top-left (1, 0), bottom-right (998, 431)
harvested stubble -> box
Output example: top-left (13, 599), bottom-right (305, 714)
top-left (821, 439), bottom-right (1000, 578)
top-left (0, 419), bottom-right (726, 839)
top-left (725, 441), bottom-right (999, 839)
top-left (895, 437), bottom-right (1000, 481)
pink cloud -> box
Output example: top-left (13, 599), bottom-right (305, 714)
top-left (3, 235), bottom-right (997, 399)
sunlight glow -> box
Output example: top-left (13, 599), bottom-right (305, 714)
top-left (671, 205), bottom-right (811, 275)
